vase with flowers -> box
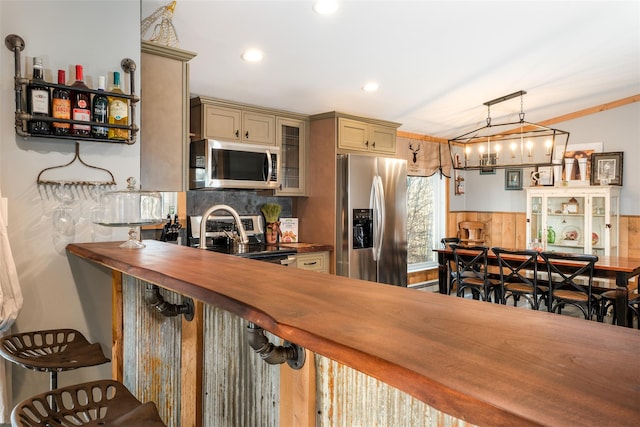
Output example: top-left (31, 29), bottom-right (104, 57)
top-left (261, 203), bottom-right (282, 244)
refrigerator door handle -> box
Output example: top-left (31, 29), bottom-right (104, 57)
top-left (371, 175), bottom-right (385, 261)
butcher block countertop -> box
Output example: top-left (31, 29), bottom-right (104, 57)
top-left (66, 240), bottom-right (640, 427)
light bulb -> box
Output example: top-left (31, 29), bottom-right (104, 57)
top-left (545, 139), bottom-right (553, 155)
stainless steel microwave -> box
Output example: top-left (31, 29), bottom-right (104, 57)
top-left (189, 139), bottom-right (280, 190)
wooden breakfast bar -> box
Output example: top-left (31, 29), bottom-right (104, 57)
top-left (66, 240), bottom-right (640, 427)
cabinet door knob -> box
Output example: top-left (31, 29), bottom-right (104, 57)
top-left (235, 130), bottom-right (239, 137)
top-left (365, 140), bottom-right (369, 147)
top-left (372, 141), bottom-right (376, 148)
top-left (245, 131), bottom-right (249, 139)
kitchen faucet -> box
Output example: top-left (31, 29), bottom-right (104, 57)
top-left (198, 204), bottom-right (249, 249)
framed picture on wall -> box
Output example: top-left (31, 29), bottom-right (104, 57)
top-left (505, 169), bottom-right (523, 190)
top-left (590, 151), bottom-right (623, 186)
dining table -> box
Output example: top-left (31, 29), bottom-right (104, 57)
top-left (434, 247), bottom-right (640, 327)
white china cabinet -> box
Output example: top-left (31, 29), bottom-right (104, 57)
top-left (526, 186), bottom-right (620, 256)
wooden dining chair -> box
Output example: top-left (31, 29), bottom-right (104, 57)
top-left (451, 245), bottom-right (500, 302)
top-left (441, 237), bottom-right (460, 294)
top-left (492, 247), bottom-right (547, 310)
top-left (539, 251), bottom-right (601, 320)
top-left (599, 285), bottom-right (639, 328)
top-left (457, 221), bottom-right (486, 246)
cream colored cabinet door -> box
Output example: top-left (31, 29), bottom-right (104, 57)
top-left (338, 118), bottom-right (397, 154)
top-left (338, 118), bottom-right (368, 152)
top-left (203, 105), bottom-right (242, 141)
top-left (276, 117), bottom-right (307, 196)
top-left (369, 124), bottom-right (396, 154)
top-left (242, 111), bottom-right (276, 145)
top-left (295, 252), bottom-right (329, 273)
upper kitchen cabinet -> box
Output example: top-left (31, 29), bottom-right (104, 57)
top-left (140, 41), bottom-right (196, 191)
top-left (190, 97), bottom-right (276, 145)
top-left (338, 116), bottom-right (399, 155)
top-left (276, 116), bottom-right (308, 196)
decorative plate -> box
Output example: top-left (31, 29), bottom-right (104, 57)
top-left (561, 225), bottom-right (581, 243)
top-left (592, 232), bottom-right (599, 246)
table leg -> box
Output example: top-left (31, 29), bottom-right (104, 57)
top-left (437, 252), bottom-right (449, 295)
top-left (615, 272), bottom-right (629, 327)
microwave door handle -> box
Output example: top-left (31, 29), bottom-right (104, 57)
top-left (265, 150), bottom-right (273, 183)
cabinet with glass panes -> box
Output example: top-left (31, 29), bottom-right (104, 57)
top-left (276, 116), bottom-right (307, 196)
top-left (526, 186), bottom-right (620, 256)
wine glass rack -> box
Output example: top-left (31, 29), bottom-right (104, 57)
top-left (5, 34), bottom-right (140, 145)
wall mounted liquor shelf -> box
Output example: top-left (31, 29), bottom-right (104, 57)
top-left (5, 34), bottom-right (140, 145)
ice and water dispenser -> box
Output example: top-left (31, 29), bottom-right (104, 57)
top-left (352, 208), bottom-right (373, 249)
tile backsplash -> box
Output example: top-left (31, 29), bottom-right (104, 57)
top-left (187, 190), bottom-right (293, 218)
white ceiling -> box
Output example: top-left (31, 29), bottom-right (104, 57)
top-left (141, 0), bottom-right (640, 138)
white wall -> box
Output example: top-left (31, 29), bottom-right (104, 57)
top-left (1, 0), bottom-right (140, 408)
top-left (450, 102), bottom-right (640, 215)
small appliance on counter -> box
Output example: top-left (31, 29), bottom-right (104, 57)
top-left (187, 214), bottom-right (296, 264)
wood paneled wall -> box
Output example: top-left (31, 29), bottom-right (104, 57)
top-left (446, 212), bottom-right (640, 257)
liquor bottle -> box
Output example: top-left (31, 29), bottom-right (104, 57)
top-left (27, 57), bottom-right (50, 135)
top-left (51, 69), bottom-right (71, 135)
top-left (91, 76), bottom-right (109, 138)
top-left (71, 65), bottom-right (91, 136)
top-left (107, 72), bottom-right (129, 141)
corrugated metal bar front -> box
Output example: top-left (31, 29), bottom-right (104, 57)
top-left (202, 304), bottom-right (280, 427)
top-left (315, 356), bottom-right (474, 427)
top-left (122, 276), bottom-right (182, 425)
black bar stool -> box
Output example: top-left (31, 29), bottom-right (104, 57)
top-left (0, 329), bottom-right (110, 390)
top-left (11, 379), bottom-right (166, 426)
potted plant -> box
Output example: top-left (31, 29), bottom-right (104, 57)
top-left (261, 203), bottom-right (282, 244)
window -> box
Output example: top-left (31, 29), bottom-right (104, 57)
top-left (407, 175), bottom-right (446, 271)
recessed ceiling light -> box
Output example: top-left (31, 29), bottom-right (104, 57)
top-left (362, 82), bottom-right (379, 92)
top-left (241, 49), bottom-right (264, 62)
top-left (313, 0), bottom-right (339, 15)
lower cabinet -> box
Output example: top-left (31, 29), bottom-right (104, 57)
top-left (295, 252), bottom-right (329, 273)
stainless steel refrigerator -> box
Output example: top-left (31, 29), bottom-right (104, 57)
top-left (336, 154), bottom-right (407, 287)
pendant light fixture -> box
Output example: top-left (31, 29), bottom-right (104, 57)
top-left (448, 90), bottom-right (570, 170)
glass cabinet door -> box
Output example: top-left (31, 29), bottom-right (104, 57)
top-left (591, 195), bottom-right (607, 256)
top-left (602, 192), bottom-right (619, 256)
top-left (276, 117), bottom-right (306, 196)
top-left (545, 195), bottom-right (586, 254)
top-left (529, 195), bottom-right (543, 248)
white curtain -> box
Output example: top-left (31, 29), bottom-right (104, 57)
top-left (0, 197), bottom-right (23, 422)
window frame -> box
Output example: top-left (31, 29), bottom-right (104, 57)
top-left (407, 174), bottom-right (447, 273)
